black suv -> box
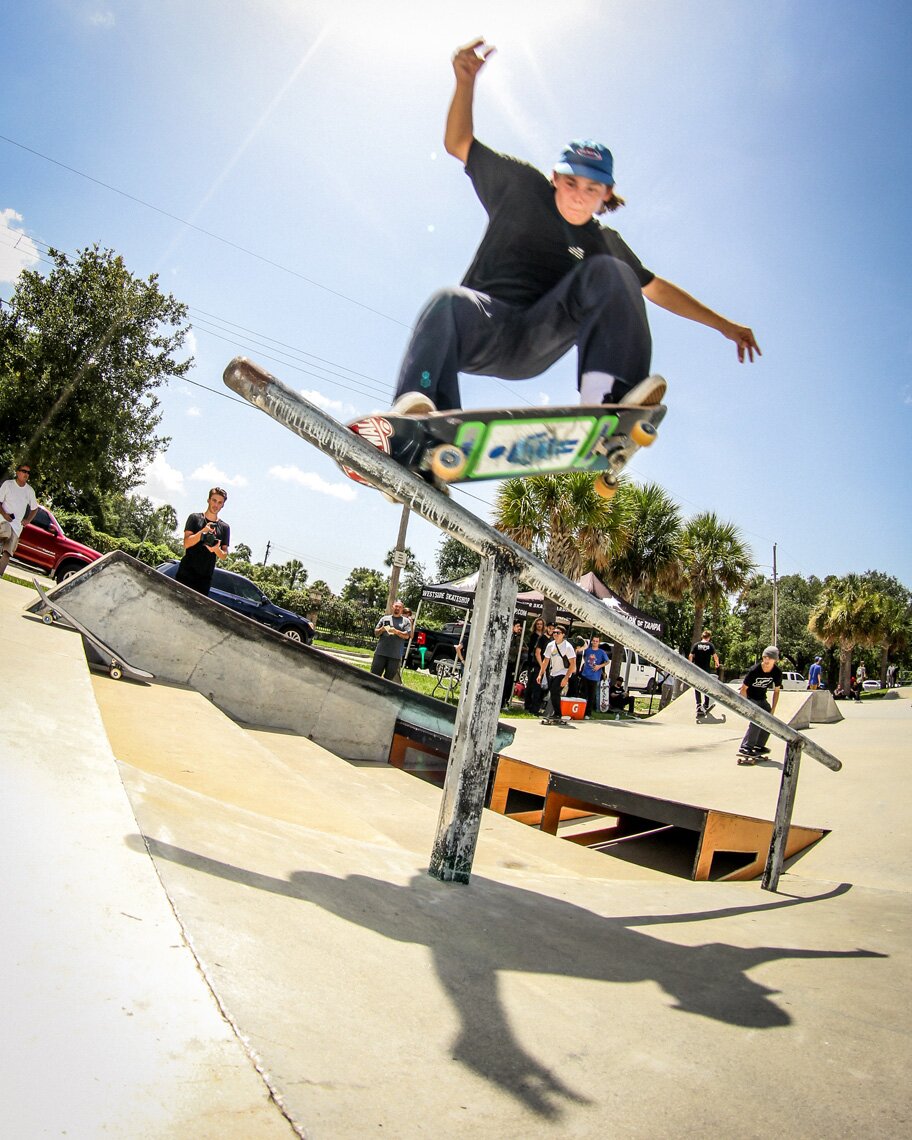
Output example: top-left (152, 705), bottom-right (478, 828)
top-left (157, 561), bottom-right (315, 644)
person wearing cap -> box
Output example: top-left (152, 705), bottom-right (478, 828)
top-left (0, 462), bottom-right (40, 579)
top-left (388, 37), bottom-right (760, 419)
top-left (737, 647), bottom-right (783, 764)
top-left (689, 629), bottom-right (721, 718)
top-left (808, 656), bottom-right (824, 690)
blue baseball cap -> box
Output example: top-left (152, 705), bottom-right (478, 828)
top-left (554, 140), bottom-right (614, 186)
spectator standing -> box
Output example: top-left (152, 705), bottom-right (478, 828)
top-left (579, 633), bottom-right (610, 718)
top-left (0, 462), bottom-right (39, 579)
top-left (523, 618), bottom-right (549, 714)
top-left (688, 629), bottom-right (720, 719)
top-left (176, 487), bottom-right (230, 597)
top-left (808, 657), bottom-right (823, 690)
top-left (737, 647), bottom-right (782, 764)
top-left (537, 626), bottom-right (576, 725)
top-left (371, 599), bottom-right (412, 682)
top-left (502, 619), bottom-right (524, 708)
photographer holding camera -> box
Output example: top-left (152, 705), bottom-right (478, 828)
top-left (175, 487), bottom-right (230, 596)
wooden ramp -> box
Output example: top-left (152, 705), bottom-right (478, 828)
top-left (490, 756), bottom-right (827, 882)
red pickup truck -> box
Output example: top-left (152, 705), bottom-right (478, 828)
top-left (12, 505), bottom-right (102, 583)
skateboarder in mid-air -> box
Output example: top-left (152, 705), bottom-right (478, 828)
top-left (389, 38), bottom-right (761, 419)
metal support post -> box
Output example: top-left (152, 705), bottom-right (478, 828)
top-left (762, 738), bottom-right (804, 892)
top-left (428, 551), bottom-right (520, 883)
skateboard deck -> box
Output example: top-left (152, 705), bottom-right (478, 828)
top-left (33, 579), bottom-right (154, 682)
top-left (345, 401), bottom-right (666, 495)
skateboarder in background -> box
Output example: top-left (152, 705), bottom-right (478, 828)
top-left (390, 38), bottom-right (761, 418)
top-left (689, 629), bottom-right (721, 719)
top-left (737, 647), bottom-right (782, 764)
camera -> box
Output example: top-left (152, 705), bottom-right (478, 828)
top-left (199, 527), bottom-right (218, 547)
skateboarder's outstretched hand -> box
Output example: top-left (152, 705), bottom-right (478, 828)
top-left (452, 38), bottom-right (496, 84)
top-left (723, 321), bottom-right (762, 364)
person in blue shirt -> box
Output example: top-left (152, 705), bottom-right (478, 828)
top-left (808, 657), bottom-right (824, 690)
top-left (579, 633), bottom-right (610, 719)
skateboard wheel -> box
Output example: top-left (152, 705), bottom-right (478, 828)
top-left (594, 474), bottom-right (619, 500)
top-left (109, 665), bottom-right (123, 680)
top-left (42, 612), bottom-right (54, 625)
top-left (429, 444), bottom-right (467, 482)
top-left (630, 420), bottom-right (657, 448)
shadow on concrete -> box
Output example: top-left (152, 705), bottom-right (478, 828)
top-left (131, 836), bottom-right (886, 1121)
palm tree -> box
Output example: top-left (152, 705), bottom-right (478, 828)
top-left (808, 574), bottom-right (880, 691)
top-left (679, 512), bottom-right (754, 648)
top-left (869, 593), bottom-right (911, 687)
top-left (493, 471), bottom-right (628, 622)
top-left (603, 482), bottom-right (684, 679)
top-left (606, 482), bottom-right (684, 606)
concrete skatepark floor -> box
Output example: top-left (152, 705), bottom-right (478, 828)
top-left (3, 575), bottom-right (910, 1138)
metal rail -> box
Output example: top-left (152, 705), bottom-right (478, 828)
top-left (224, 358), bottom-right (841, 888)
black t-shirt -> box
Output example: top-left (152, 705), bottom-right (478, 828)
top-left (742, 662), bottom-right (783, 702)
top-left (461, 141), bottom-right (654, 307)
top-left (178, 512), bottom-right (230, 579)
top-left (690, 641), bottom-right (717, 672)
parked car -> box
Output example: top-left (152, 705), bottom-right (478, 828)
top-left (406, 621), bottom-right (470, 670)
top-left (780, 671), bottom-right (807, 691)
top-left (157, 561), bottom-right (315, 643)
top-left (12, 505), bottom-right (102, 583)
top-left (861, 679), bottom-right (882, 691)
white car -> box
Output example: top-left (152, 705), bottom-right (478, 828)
top-left (780, 671), bottom-right (807, 691)
top-left (861, 679), bottom-right (881, 691)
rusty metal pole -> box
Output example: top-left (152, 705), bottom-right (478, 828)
top-left (762, 738), bottom-right (804, 892)
top-left (428, 550), bottom-right (520, 883)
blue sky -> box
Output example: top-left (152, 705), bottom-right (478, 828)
top-left (2, 1), bottom-right (910, 593)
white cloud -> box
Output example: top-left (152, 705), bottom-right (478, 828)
top-left (186, 407), bottom-right (201, 417)
top-left (136, 453), bottom-right (185, 504)
top-left (538, 392), bottom-right (551, 405)
top-left (0, 208), bottom-right (41, 284)
top-left (87, 9), bottom-right (116, 27)
top-left (190, 462), bottom-right (248, 488)
top-left (300, 388), bottom-right (356, 419)
top-left (269, 464), bottom-right (358, 502)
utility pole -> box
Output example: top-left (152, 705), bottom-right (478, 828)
top-left (772, 543), bottom-right (778, 646)
top-left (263, 541), bottom-right (271, 567)
top-left (386, 505), bottom-right (411, 611)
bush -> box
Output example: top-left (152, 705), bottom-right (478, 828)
top-left (52, 508), bottom-right (181, 568)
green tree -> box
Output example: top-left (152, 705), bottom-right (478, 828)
top-left (493, 471), bottom-right (628, 622)
top-left (868, 592), bottom-right (912, 686)
top-left (679, 511), bottom-right (753, 648)
top-left (0, 244), bottom-right (191, 510)
top-left (434, 534), bottom-right (481, 582)
top-left (341, 566), bottom-right (389, 613)
top-left (603, 482), bottom-right (683, 678)
top-left (808, 574), bottom-right (880, 691)
top-left (736, 574), bottom-right (825, 669)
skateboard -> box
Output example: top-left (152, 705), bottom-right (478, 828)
top-left (344, 401), bottom-right (666, 497)
top-left (32, 579), bottom-right (154, 682)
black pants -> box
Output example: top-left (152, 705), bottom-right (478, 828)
top-left (580, 676), bottom-right (600, 717)
top-left (371, 653), bottom-right (401, 681)
top-left (395, 255), bottom-right (652, 410)
top-left (740, 698), bottom-right (771, 751)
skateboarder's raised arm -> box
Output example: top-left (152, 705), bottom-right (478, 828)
top-left (642, 276), bottom-right (762, 364)
top-left (444, 38), bottom-right (496, 164)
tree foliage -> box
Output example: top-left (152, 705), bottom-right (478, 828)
top-left (0, 244), bottom-right (191, 511)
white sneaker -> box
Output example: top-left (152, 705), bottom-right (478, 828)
top-left (389, 392), bottom-right (436, 417)
top-left (618, 375), bottom-right (667, 407)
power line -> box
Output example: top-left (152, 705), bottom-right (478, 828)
top-left (0, 132), bottom-right (410, 328)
